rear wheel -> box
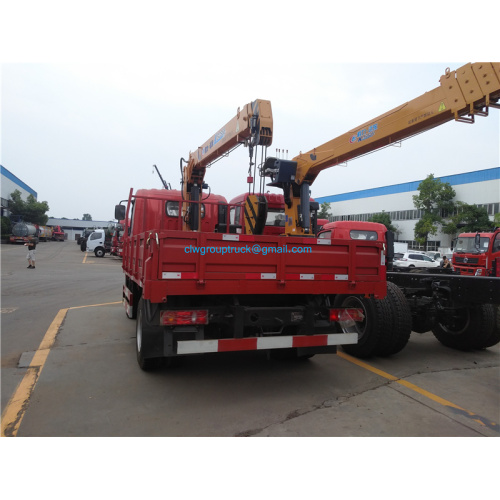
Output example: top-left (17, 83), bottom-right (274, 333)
top-left (375, 282), bottom-right (411, 356)
top-left (476, 305), bottom-right (500, 349)
top-left (335, 294), bottom-right (388, 358)
top-left (136, 298), bottom-right (163, 371)
top-left (432, 304), bottom-right (495, 350)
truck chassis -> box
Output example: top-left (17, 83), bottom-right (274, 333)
top-left (388, 270), bottom-right (500, 350)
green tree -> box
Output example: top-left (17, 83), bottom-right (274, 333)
top-left (318, 202), bottom-right (331, 219)
top-left (494, 212), bottom-right (500, 225)
top-left (412, 174), bottom-right (456, 250)
top-left (8, 189), bottom-right (50, 226)
top-left (414, 213), bottom-right (440, 248)
top-left (83, 213), bottom-right (93, 221)
top-left (368, 211), bottom-right (397, 232)
top-left (443, 202), bottom-right (494, 234)
top-left (1, 216), bottom-right (12, 236)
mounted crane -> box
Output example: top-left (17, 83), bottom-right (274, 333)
top-left (180, 99), bottom-right (272, 231)
top-left (263, 62), bottom-right (500, 235)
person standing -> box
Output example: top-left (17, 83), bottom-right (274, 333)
top-left (25, 239), bottom-right (37, 269)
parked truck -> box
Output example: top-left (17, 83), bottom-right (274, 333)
top-left (452, 228), bottom-right (500, 277)
top-left (85, 226), bottom-right (116, 257)
top-left (10, 222), bottom-right (38, 244)
top-left (110, 220), bottom-right (125, 257)
top-left (37, 225), bottom-right (53, 241)
top-left (319, 221), bottom-right (500, 352)
top-left (51, 225), bottom-right (65, 241)
top-left (117, 62), bottom-right (500, 370)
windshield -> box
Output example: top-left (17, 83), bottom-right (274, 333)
top-left (454, 236), bottom-right (491, 253)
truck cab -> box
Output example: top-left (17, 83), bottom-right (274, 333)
top-left (86, 229), bottom-right (109, 257)
top-left (452, 228), bottom-right (500, 277)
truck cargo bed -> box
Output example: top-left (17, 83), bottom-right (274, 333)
top-left (123, 230), bottom-right (387, 301)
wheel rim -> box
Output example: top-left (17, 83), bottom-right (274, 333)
top-left (438, 308), bottom-right (470, 335)
top-left (339, 296), bottom-right (367, 340)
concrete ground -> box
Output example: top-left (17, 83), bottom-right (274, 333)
top-left (1, 241), bottom-right (499, 437)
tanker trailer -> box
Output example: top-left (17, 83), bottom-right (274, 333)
top-left (10, 222), bottom-right (38, 244)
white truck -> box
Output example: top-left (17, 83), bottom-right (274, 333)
top-left (85, 229), bottom-right (111, 257)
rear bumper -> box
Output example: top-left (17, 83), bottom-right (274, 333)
top-left (176, 333), bottom-right (356, 355)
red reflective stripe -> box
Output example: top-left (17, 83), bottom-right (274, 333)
top-left (238, 235), bottom-right (255, 242)
top-left (218, 338), bottom-right (258, 352)
top-left (180, 272), bottom-right (198, 279)
top-left (292, 335), bottom-right (328, 348)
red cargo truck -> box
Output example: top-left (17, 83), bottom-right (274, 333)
top-left (117, 63), bottom-right (500, 369)
top-left (452, 229), bottom-right (500, 277)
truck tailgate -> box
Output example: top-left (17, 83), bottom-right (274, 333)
top-left (126, 231), bottom-right (387, 300)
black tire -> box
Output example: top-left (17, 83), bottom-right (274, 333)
top-left (95, 247), bottom-right (105, 258)
top-left (136, 298), bottom-right (163, 371)
top-left (432, 304), bottom-right (495, 350)
top-left (412, 313), bottom-right (434, 334)
top-left (125, 278), bottom-right (139, 320)
top-left (335, 294), bottom-right (388, 358)
top-left (475, 305), bottom-right (500, 349)
top-left (80, 241), bottom-right (86, 252)
top-left (375, 282), bottom-right (412, 356)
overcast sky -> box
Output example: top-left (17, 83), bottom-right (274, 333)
top-left (3, 61), bottom-right (498, 222)
top-left (1, 3), bottom-right (498, 224)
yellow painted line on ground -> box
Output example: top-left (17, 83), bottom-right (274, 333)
top-left (82, 252), bottom-right (91, 264)
top-left (69, 301), bottom-right (121, 310)
top-left (1, 301), bottom-right (121, 437)
top-left (337, 350), bottom-right (499, 431)
top-left (1, 308), bottom-right (68, 437)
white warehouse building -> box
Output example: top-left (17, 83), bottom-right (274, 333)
top-left (315, 167), bottom-right (500, 252)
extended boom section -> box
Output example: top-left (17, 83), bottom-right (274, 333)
top-left (264, 62), bottom-right (500, 235)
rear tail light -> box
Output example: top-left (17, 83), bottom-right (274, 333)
top-left (160, 310), bottom-right (209, 325)
top-left (329, 308), bottom-right (365, 323)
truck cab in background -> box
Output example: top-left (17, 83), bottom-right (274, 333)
top-left (86, 229), bottom-right (108, 257)
top-left (452, 228), bottom-right (500, 277)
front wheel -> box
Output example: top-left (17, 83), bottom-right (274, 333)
top-left (94, 247), bottom-right (105, 258)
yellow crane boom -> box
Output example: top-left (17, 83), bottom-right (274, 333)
top-left (181, 99), bottom-right (272, 230)
top-left (264, 62), bottom-right (500, 235)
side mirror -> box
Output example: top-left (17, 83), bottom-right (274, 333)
top-left (386, 230), bottom-right (395, 261)
top-left (474, 232), bottom-right (481, 250)
top-left (115, 204), bottom-right (126, 221)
